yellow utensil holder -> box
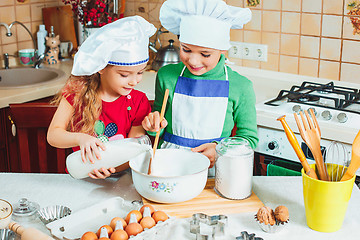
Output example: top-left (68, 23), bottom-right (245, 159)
top-left (302, 164), bottom-right (355, 232)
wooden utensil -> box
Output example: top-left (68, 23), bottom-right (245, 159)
top-left (277, 115), bottom-right (318, 179)
top-left (294, 109), bottom-right (329, 181)
top-left (8, 222), bottom-right (55, 240)
top-left (148, 89), bottom-right (169, 175)
top-left (341, 130), bottom-right (360, 181)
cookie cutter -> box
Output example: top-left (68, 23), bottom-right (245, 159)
top-left (190, 213), bottom-right (228, 240)
top-left (236, 231), bottom-right (263, 240)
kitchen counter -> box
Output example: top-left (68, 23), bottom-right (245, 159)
top-left (2, 172), bottom-right (360, 239)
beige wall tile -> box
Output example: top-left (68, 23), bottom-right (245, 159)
top-left (31, 3), bottom-right (45, 22)
top-left (228, 57), bottom-right (243, 66)
top-left (243, 59), bottom-right (261, 68)
top-left (262, 11), bottom-right (281, 32)
top-left (320, 38), bottom-right (341, 61)
top-left (244, 30), bottom-right (261, 44)
top-left (2, 43), bottom-right (18, 56)
top-left (16, 23), bottom-right (32, 42)
top-left (244, 9), bottom-right (261, 31)
top-left (280, 34), bottom-right (300, 55)
top-left (303, 0), bottom-right (322, 13)
top-left (30, 0), bottom-right (45, 3)
top-left (124, 2), bottom-right (135, 17)
top-left (342, 40), bottom-right (360, 64)
top-left (149, 3), bottom-right (161, 22)
top-left (260, 53), bottom-right (279, 71)
top-left (0, 6), bottom-right (15, 23)
top-left (300, 36), bottom-right (320, 58)
top-left (282, 0), bottom-right (301, 12)
top-left (340, 63), bottom-right (360, 83)
top-left (262, 32), bottom-right (280, 53)
top-left (230, 29), bottom-right (244, 42)
top-left (301, 14), bottom-right (321, 36)
top-left (15, 5), bottom-right (31, 23)
top-left (282, 12), bottom-right (300, 34)
top-left (227, 0), bottom-right (245, 7)
top-left (319, 60), bottom-right (340, 80)
top-left (323, 0), bottom-right (343, 14)
top-left (263, 0), bottom-right (281, 10)
top-left (279, 55), bottom-right (299, 74)
top-left (0, 0), bottom-right (14, 7)
top-left (299, 58), bottom-right (319, 77)
top-left (135, 2), bottom-right (149, 16)
top-left (18, 40), bottom-right (33, 50)
top-left (322, 15), bottom-right (342, 38)
top-left (343, 15), bottom-right (360, 40)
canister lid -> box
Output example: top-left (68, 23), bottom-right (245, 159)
top-left (216, 137), bottom-right (253, 157)
top-left (12, 198), bottom-right (40, 220)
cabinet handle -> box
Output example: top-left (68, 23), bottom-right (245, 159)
top-left (8, 115), bottom-right (16, 137)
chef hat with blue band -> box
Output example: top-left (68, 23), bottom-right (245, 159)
top-left (71, 16), bottom-right (156, 76)
top-left (159, 0), bottom-right (252, 50)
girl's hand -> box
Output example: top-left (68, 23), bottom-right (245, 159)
top-left (89, 167), bottom-right (116, 179)
top-left (77, 133), bottom-right (106, 163)
top-left (192, 143), bottom-right (217, 168)
top-left (142, 111), bottom-right (168, 132)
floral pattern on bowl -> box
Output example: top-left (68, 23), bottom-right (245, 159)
top-left (149, 181), bottom-right (177, 193)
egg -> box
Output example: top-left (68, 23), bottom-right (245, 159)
top-left (110, 217), bottom-right (127, 231)
top-left (96, 225), bottom-right (113, 238)
top-left (110, 230), bottom-right (128, 240)
top-left (125, 222), bottom-right (143, 236)
top-left (81, 231), bottom-right (98, 240)
top-left (139, 205), bottom-right (155, 216)
top-left (152, 210), bottom-right (169, 223)
top-left (140, 216), bottom-right (156, 229)
top-left (125, 210), bottom-right (142, 224)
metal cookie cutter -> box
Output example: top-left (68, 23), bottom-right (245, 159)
top-left (236, 231), bottom-right (263, 240)
top-left (190, 213), bottom-right (228, 240)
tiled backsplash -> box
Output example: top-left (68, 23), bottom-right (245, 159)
top-left (1, 0), bottom-right (360, 83)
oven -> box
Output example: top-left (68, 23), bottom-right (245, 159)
top-left (254, 81), bottom-right (360, 184)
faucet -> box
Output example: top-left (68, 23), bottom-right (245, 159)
top-left (7, 21), bottom-right (43, 68)
top-left (0, 22), bottom-right (12, 36)
top-left (3, 53), bottom-right (17, 69)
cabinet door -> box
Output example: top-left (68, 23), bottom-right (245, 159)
top-left (0, 108), bottom-right (10, 171)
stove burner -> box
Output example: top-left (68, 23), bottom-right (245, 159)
top-left (287, 93), bottom-right (320, 102)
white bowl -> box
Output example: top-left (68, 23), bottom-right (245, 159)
top-left (129, 149), bottom-right (210, 203)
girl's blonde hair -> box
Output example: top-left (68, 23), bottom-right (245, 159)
top-left (51, 73), bottom-right (102, 135)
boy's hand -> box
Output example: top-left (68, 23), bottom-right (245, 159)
top-left (77, 133), bottom-right (106, 163)
top-left (142, 111), bottom-right (168, 132)
top-left (89, 167), bottom-right (116, 179)
top-left (192, 143), bottom-right (217, 168)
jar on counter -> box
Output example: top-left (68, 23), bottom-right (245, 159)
top-left (215, 137), bottom-right (254, 200)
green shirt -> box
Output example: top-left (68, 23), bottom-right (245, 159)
top-left (153, 54), bottom-right (258, 149)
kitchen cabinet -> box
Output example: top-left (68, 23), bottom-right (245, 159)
top-left (1, 96), bottom-right (72, 173)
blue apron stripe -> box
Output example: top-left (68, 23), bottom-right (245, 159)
top-left (163, 132), bottom-right (224, 148)
top-left (175, 76), bottom-right (229, 98)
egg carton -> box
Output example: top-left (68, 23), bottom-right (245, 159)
top-left (46, 197), bottom-right (176, 240)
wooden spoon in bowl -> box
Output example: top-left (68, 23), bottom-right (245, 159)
top-left (148, 89), bottom-right (169, 175)
top-left (341, 130), bottom-right (360, 181)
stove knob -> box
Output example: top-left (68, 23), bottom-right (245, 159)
top-left (268, 141), bottom-right (279, 151)
top-left (292, 105), bottom-right (302, 113)
top-left (321, 110), bottom-right (332, 120)
top-left (307, 107), bottom-right (317, 116)
top-left (337, 112), bottom-right (348, 123)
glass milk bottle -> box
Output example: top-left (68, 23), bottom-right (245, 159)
top-left (66, 135), bottom-right (152, 179)
top-left (215, 137), bottom-right (254, 199)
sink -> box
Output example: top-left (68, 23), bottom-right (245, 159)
top-left (0, 68), bottom-right (66, 89)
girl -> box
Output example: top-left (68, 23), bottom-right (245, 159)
top-left (47, 16), bottom-right (156, 179)
top-left (142, 0), bottom-right (258, 170)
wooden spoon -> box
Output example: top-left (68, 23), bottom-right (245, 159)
top-left (277, 115), bottom-right (318, 179)
top-left (341, 130), bottom-right (360, 181)
top-left (148, 89), bottom-right (169, 175)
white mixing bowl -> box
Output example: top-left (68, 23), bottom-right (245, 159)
top-left (129, 149), bottom-right (210, 203)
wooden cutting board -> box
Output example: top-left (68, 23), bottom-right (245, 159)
top-left (142, 178), bottom-right (264, 218)
top-left (42, 5), bottom-right (78, 49)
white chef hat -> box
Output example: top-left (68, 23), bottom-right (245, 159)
top-left (159, 0), bottom-right (252, 50)
top-left (71, 16), bottom-right (156, 76)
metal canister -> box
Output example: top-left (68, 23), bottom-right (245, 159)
top-left (215, 137), bottom-right (254, 199)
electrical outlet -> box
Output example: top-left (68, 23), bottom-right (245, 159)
top-left (228, 41), bottom-right (268, 62)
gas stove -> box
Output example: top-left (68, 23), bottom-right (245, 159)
top-left (255, 81), bottom-right (360, 177)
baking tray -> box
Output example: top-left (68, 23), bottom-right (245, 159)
top-left (46, 197), bottom-right (175, 240)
